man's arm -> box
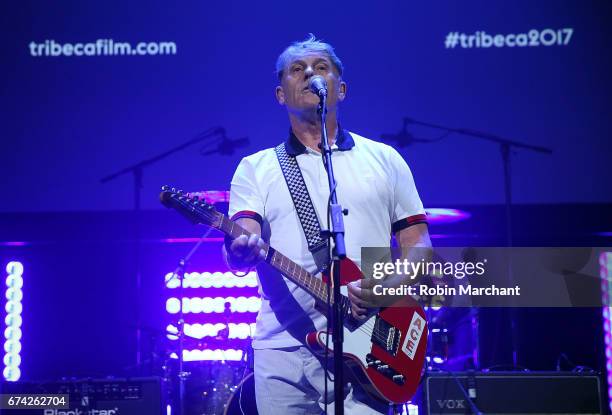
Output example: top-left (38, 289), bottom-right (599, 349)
top-left (395, 222), bottom-right (431, 251)
top-left (392, 222), bottom-right (433, 286)
top-left (222, 217), bottom-right (266, 272)
top-left (348, 223), bottom-right (432, 318)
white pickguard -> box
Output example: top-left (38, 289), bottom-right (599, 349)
top-left (316, 286), bottom-right (375, 367)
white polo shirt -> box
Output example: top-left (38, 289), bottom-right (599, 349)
top-left (228, 129), bottom-right (426, 349)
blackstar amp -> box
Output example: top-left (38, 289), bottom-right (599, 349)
top-left (1, 377), bottom-right (162, 415)
top-left (421, 371), bottom-right (602, 414)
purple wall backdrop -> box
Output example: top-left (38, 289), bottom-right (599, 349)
top-left (1, 1), bottom-right (611, 212)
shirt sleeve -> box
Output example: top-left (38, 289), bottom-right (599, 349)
top-left (388, 147), bottom-right (427, 233)
top-left (228, 156), bottom-right (265, 226)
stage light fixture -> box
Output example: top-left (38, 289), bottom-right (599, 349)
top-left (171, 348), bottom-right (243, 361)
top-left (165, 296), bottom-right (261, 314)
top-left (600, 251), bottom-right (612, 412)
top-left (164, 269), bottom-right (260, 361)
top-left (165, 271), bottom-right (258, 289)
top-left (4, 261), bottom-right (23, 381)
top-left (165, 322), bottom-right (256, 340)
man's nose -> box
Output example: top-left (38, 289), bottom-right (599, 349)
top-left (304, 66), bottom-right (314, 78)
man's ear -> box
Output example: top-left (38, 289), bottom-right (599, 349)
top-left (337, 81), bottom-right (347, 102)
top-left (275, 85), bottom-right (285, 105)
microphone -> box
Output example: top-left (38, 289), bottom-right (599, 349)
top-left (309, 75), bottom-right (328, 97)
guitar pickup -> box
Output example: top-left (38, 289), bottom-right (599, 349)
top-left (370, 317), bottom-right (402, 356)
top-left (366, 354), bottom-right (405, 385)
top-left (366, 353), bottom-right (380, 368)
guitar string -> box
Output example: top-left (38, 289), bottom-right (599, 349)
top-left (269, 250), bottom-right (390, 339)
top-left (268, 247), bottom-right (407, 342)
top-left (244, 241), bottom-right (395, 343)
top-left (173, 196), bottom-right (414, 347)
top-left (271, 255), bottom-right (393, 342)
top-left (222, 217), bottom-right (408, 344)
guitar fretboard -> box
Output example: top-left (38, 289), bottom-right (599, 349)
top-left (219, 215), bottom-right (332, 304)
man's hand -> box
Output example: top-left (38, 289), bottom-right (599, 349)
top-left (347, 279), bottom-right (378, 319)
top-left (224, 233), bottom-right (266, 271)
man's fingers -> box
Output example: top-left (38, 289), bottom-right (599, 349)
top-left (255, 237), bottom-right (266, 260)
top-left (231, 235), bottom-right (259, 254)
top-left (258, 248), bottom-right (267, 261)
top-left (359, 278), bottom-right (377, 290)
top-left (347, 280), bottom-right (361, 296)
top-left (243, 245), bottom-right (265, 264)
top-left (247, 233), bottom-right (259, 248)
top-left (348, 280), bottom-right (377, 307)
top-left (351, 303), bottom-right (368, 320)
top-left (241, 250), bottom-right (257, 264)
top-left (230, 234), bottom-right (249, 253)
top-left (229, 234), bottom-right (265, 267)
top-left (347, 289), bottom-right (367, 308)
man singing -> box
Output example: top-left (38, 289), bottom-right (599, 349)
top-left (222, 34), bottom-right (430, 414)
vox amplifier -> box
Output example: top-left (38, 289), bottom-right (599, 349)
top-left (421, 371), bottom-right (601, 414)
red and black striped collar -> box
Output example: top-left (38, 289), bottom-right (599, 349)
top-left (284, 125), bottom-right (355, 156)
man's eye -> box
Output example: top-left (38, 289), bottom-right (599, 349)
top-left (292, 67), bottom-right (302, 72)
top-left (316, 65), bottom-right (328, 71)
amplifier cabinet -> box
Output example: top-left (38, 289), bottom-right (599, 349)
top-left (421, 371), bottom-right (602, 414)
top-left (1, 376), bottom-right (162, 415)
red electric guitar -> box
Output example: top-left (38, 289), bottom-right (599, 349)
top-left (160, 186), bottom-right (427, 404)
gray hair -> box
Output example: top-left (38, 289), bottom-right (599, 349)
top-left (275, 34), bottom-right (344, 80)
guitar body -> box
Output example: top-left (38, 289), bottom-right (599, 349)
top-left (306, 258), bottom-right (428, 404)
top-left (159, 188), bottom-right (427, 405)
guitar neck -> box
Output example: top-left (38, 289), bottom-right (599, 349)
top-left (218, 215), bottom-right (332, 304)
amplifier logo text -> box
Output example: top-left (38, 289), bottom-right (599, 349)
top-left (44, 408), bottom-right (118, 415)
top-left (436, 399), bottom-right (466, 409)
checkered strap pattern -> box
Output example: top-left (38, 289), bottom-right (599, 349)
top-left (275, 143), bottom-right (329, 266)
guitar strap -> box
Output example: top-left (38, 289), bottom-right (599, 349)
top-left (274, 143), bottom-right (330, 273)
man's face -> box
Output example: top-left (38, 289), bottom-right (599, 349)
top-left (275, 53), bottom-right (346, 114)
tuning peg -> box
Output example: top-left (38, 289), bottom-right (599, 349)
top-left (171, 187), bottom-right (176, 193)
top-left (177, 189), bottom-right (184, 195)
top-left (161, 185), bottom-right (169, 191)
top-left (192, 195), bottom-right (199, 201)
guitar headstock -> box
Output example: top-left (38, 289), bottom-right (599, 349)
top-left (159, 185), bottom-right (223, 229)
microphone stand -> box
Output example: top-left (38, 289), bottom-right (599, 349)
top-left (403, 117), bottom-right (551, 247)
top-left (100, 127), bottom-right (225, 368)
top-left (167, 227), bottom-right (213, 415)
top-left (403, 116), bottom-right (552, 368)
top-left (316, 92), bottom-right (348, 415)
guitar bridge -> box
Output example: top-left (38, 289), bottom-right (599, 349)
top-left (371, 316), bottom-right (402, 357)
